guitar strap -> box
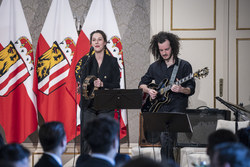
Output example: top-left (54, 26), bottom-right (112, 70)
top-left (169, 58), bottom-right (181, 84)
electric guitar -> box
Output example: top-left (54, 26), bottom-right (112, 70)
top-left (141, 67), bottom-right (209, 112)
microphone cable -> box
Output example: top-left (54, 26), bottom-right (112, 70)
top-left (72, 80), bottom-right (79, 167)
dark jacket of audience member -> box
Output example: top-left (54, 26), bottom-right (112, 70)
top-left (76, 153), bottom-right (131, 167)
top-left (122, 156), bottom-right (163, 167)
top-left (35, 121), bottom-right (67, 167)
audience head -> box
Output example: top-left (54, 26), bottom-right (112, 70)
top-left (207, 129), bottom-right (237, 159)
top-left (0, 143), bottom-right (30, 167)
top-left (39, 121), bottom-right (67, 154)
top-left (210, 142), bottom-right (250, 167)
top-left (122, 156), bottom-right (163, 167)
top-left (83, 116), bottom-right (119, 157)
top-left (236, 126), bottom-right (250, 148)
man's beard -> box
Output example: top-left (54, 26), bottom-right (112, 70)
top-left (164, 53), bottom-right (173, 62)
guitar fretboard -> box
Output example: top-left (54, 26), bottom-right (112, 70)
top-left (164, 73), bottom-right (194, 92)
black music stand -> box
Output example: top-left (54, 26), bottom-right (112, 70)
top-left (142, 112), bottom-right (193, 133)
top-left (93, 89), bottom-right (142, 110)
top-left (93, 89), bottom-right (143, 152)
top-left (142, 112), bottom-right (193, 160)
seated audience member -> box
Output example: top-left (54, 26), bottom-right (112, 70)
top-left (122, 156), bottom-right (163, 167)
top-left (35, 121), bottom-right (67, 167)
top-left (0, 143), bottom-right (30, 167)
top-left (76, 116), bottom-right (119, 167)
top-left (236, 126), bottom-right (250, 148)
top-left (207, 129), bottom-right (237, 161)
top-left (210, 142), bottom-right (250, 167)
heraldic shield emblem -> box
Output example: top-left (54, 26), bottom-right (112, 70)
top-left (0, 41), bottom-right (30, 96)
top-left (37, 41), bottom-right (70, 95)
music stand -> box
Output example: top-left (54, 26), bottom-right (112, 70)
top-left (93, 89), bottom-right (142, 110)
top-left (142, 112), bottom-right (193, 160)
top-left (142, 112), bottom-right (193, 133)
top-left (93, 89), bottom-right (143, 152)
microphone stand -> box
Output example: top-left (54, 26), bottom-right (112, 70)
top-left (215, 97), bottom-right (246, 133)
top-left (79, 47), bottom-right (93, 154)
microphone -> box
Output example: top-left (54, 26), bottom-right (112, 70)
top-left (88, 46), bottom-right (94, 57)
top-left (79, 46), bottom-right (94, 84)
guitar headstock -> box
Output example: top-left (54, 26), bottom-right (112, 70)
top-left (193, 67), bottom-right (209, 79)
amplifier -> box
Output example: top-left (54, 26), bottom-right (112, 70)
top-left (139, 109), bottom-right (231, 147)
top-left (176, 109), bottom-right (231, 147)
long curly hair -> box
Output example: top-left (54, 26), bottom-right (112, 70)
top-left (149, 31), bottom-right (180, 62)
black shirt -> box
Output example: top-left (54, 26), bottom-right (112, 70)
top-left (139, 58), bottom-right (195, 112)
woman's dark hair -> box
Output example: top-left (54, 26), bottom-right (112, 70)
top-left (149, 31), bottom-right (180, 61)
top-left (90, 30), bottom-right (107, 44)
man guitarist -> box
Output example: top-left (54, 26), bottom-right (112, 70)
top-left (139, 31), bottom-right (195, 161)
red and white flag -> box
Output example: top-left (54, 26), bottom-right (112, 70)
top-left (0, 0), bottom-right (38, 143)
top-left (34, 0), bottom-right (80, 142)
top-left (67, 0), bottom-right (127, 138)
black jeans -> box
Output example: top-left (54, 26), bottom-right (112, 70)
top-left (158, 100), bottom-right (186, 161)
top-left (160, 131), bottom-right (177, 161)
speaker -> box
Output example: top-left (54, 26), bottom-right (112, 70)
top-left (139, 109), bottom-right (231, 147)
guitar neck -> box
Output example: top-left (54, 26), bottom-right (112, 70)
top-left (165, 73), bottom-right (194, 91)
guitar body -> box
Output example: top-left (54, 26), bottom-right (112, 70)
top-left (141, 67), bottom-right (209, 113)
top-left (141, 67), bottom-right (209, 112)
top-left (141, 79), bottom-right (171, 112)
